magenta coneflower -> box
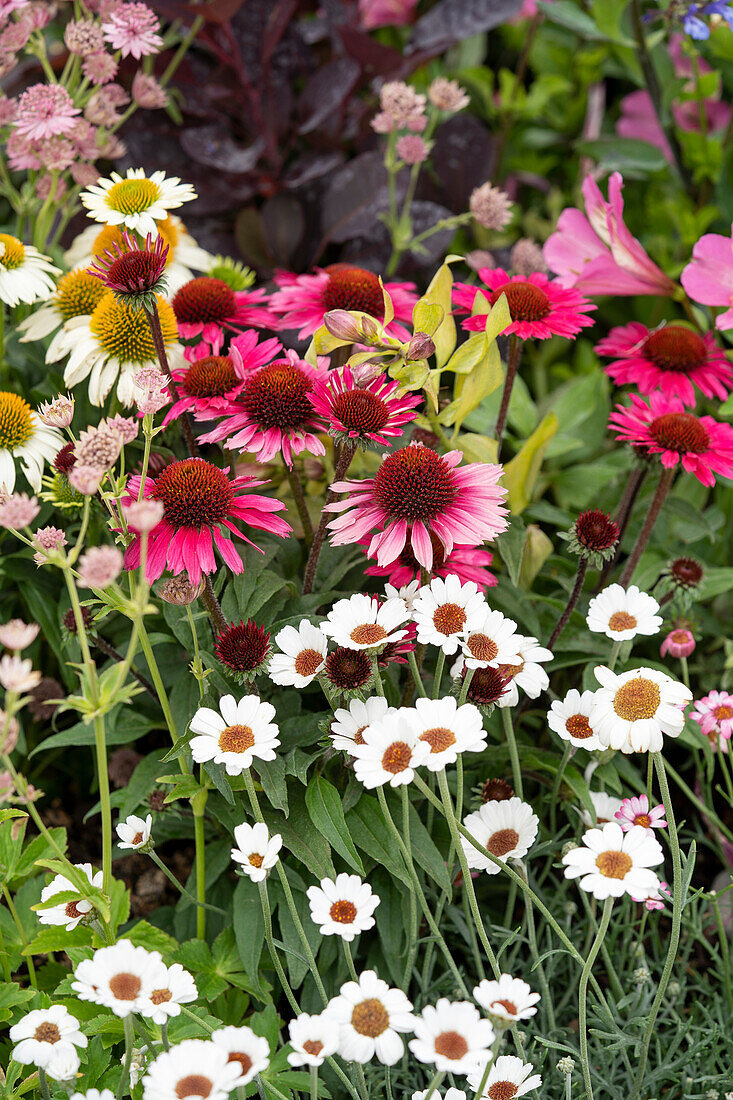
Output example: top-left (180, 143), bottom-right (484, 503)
top-left (163, 331), bottom-right (283, 426)
top-left (171, 276), bottom-right (274, 351)
top-left (122, 458), bottom-right (290, 583)
top-left (326, 442), bottom-right (508, 570)
top-left (14, 84), bottom-right (81, 141)
top-left (308, 365), bottom-right (421, 447)
top-left (609, 392), bottom-right (733, 487)
top-left (268, 266), bottom-right (418, 341)
top-left (364, 537), bottom-right (497, 590)
top-left (595, 322), bottom-right (733, 407)
top-left (88, 230), bottom-right (168, 305)
top-left (454, 268), bottom-right (595, 341)
top-left (197, 352), bottom-right (328, 466)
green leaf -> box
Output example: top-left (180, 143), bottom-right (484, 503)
top-left (23, 925), bottom-right (93, 956)
top-left (233, 876), bottom-right (269, 1001)
top-left (345, 796), bottom-right (410, 887)
top-left (305, 777), bottom-right (365, 875)
top-left (422, 258), bottom-right (459, 368)
top-left (497, 516), bottom-right (527, 588)
top-left (502, 412), bottom-right (559, 514)
top-left (258, 755), bottom-right (289, 814)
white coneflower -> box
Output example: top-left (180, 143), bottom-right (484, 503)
top-left (0, 233), bottom-right (59, 306)
top-left (268, 620), bottom-right (328, 687)
top-left (142, 1038), bottom-right (242, 1100)
top-left (580, 791), bottom-right (624, 827)
top-left (562, 822), bottom-right (664, 901)
top-left (287, 1012), bottom-right (339, 1067)
top-left (0, 391), bottom-right (62, 492)
top-left (467, 1056), bottom-right (542, 1098)
top-left (461, 798), bottom-right (539, 874)
top-left (80, 169), bottom-right (196, 236)
top-left (71, 940), bottom-right (161, 1017)
top-left (473, 974), bottom-right (540, 1026)
top-left (116, 814), bottom-right (153, 851)
top-left (306, 874), bottom-right (380, 941)
top-left (9, 1005), bottom-right (88, 1069)
top-left (409, 998), bottom-right (494, 1076)
top-left (350, 708), bottom-right (431, 788)
top-left (330, 696), bottom-right (393, 753)
top-left (410, 696), bottom-right (487, 771)
top-left (231, 821), bottom-right (282, 881)
top-left (494, 636), bottom-right (553, 708)
top-left (589, 665), bottom-right (692, 753)
top-left (547, 689), bottom-right (604, 751)
top-left (326, 969), bottom-right (415, 1065)
top-left (210, 1026), bottom-right (270, 1086)
top-left (460, 608), bottom-right (522, 670)
top-left (37, 863), bottom-right (103, 930)
top-left (189, 694), bottom-right (280, 776)
top-left (321, 593), bottom-right (408, 651)
top-left (412, 575), bottom-right (487, 655)
top-left (586, 584), bottom-right (663, 641)
top-left (138, 961), bottom-right (197, 1025)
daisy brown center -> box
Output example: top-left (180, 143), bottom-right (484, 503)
top-left (489, 281), bottom-right (550, 323)
top-left (670, 629), bottom-right (691, 645)
top-left (595, 850), bottom-right (632, 879)
top-left (497, 659), bottom-right (524, 681)
top-left (152, 458), bottom-right (234, 529)
top-left (150, 988), bottom-right (172, 1004)
top-left (492, 998), bottom-right (518, 1016)
top-left (326, 647), bottom-right (371, 689)
top-left (218, 724), bottom-right (255, 753)
top-left (420, 726), bottom-right (457, 753)
top-left (173, 277), bottom-right (237, 325)
top-left (354, 725), bottom-right (367, 745)
top-left (643, 325), bottom-right (706, 372)
top-left (303, 1040), bottom-right (323, 1056)
top-left (466, 634), bottom-right (499, 662)
top-left (482, 777), bottom-right (514, 802)
top-left (381, 741), bottom-right (412, 773)
top-left (182, 356), bottom-right (238, 398)
top-left (608, 611), bottom-right (637, 632)
top-left (248, 853), bottom-right (264, 867)
top-left (373, 446), bottom-right (458, 522)
top-left (487, 1083), bottom-right (518, 1100)
top-left (294, 649), bottom-right (325, 677)
top-left (613, 679), bottom-right (660, 721)
top-left (351, 997), bottom-right (389, 1037)
top-left (34, 1022), bottom-right (61, 1044)
top-left (486, 828), bottom-right (519, 857)
top-left (109, 971), bottom-right (142, 1000)
top-left (0, 392), bottom-right (34, 450)
top-left (65, 900), bottom-right (85, 918)
top-left (329, 899), bottom-right (358, 923)
top-left (350, 623), bottom-right (388, 645)
top-left (714, 705), bottom-right (733, 720)
top-left (432, 602), bottom-right (466, 636)
top-left (0, 233), bottom-right (25, 269)
top-left (227, 1053), bottom-right (253, 1076)
top-left (176, 1075), bottom-right (213, 1098)
top-left (90, 293), bottom-right (177, 363)
top-left (649, 412), bottom-right (710, 454)
top-left (54, 268), bottom-right (107, 320)
top-left (332, 389), bottom-right (390, 434)
top-left (433, 1030), bottom-right (469, 1060)
top-left (106, 177), bottom-right (162, 215)
top-left (566, 713), bottom-right (593, 740)
top-left (133, 832), bottom-right (144, 845)
top-left (241, 362), bottom-right (314, 430)
top-left (322, 267), bottom-right (384, 318)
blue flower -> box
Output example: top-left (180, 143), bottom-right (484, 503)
top-left (705, 1), bottom-right (733, 27)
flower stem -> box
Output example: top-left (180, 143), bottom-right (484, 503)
top-left (407, 650), bottom-right (428, 698)
top-left (192, 788), bottom-right (207, 939)
top-left (257, 877), bottom-right (300, 1014)
top-left (143, 303), bottom-right (199, 457)
top-left (579, 896), bottom-right (614, 1100)
top-left (93, 714), bottom-right (113, 898)
top-left (302, 443), bottom-right (356, 594)
top-left (432, 650), bottom-right (446, 698)
top-left (201, 576), bottom-right (227, 634)
top-left (423, 1070), bottom-right (445, 1100)
top-left (116, 1015), bottom-right (136, 1100)
top-left (619, 468), bottom-right (675, 587)
top-left (458, 667), bottom-right (475, 705)
top-left (310, 1065), bottom-right (319, 1100)
top-left (501, 707), bottom-right (523, 799)
top-left (287, 466), bottom-right (314, 547)
top-left (495, 335), bottom-right (522, 461)
top-left (341, 936), bottom-right (359, 983)
top-left (597, 464), bottom-right (648, 590)
top-left (38, 1069), bottom-right (51, 1100)
top-left (401, 785), bottom-right (419, 989)
top-left (608, 638), bottom-right (622, 672)
top-left (147, 850), bottom-right (225, 914)
top-left (547, 558), bottom-right (588, 650)
top-left (2, 884), bottom-right (36, 987)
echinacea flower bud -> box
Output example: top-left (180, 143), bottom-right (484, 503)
top-left (668, 556), bottom-right (703, 590)
top-left (76, 546), bottom-right (123, 589)
top-left (89, 229), bottom-right (169, 307)
top-left (323, 309), bottom-right (365, 343)
top-left (157, 576), bottom-right (205, 606)
top-left (560, 508), bottom-right (620, 569)
top-left (214, 619), bottom-right (272, 683)
top-left (470, 182), bottom-right (513, 231)
top-left (38, 394), bottom-right (74, 429)
top-left (480, 777), bottom-right (514, 803)
top-left (406, 332), bottom-right (436, 361)
top-left (660, 627), bottom-right (695, 659)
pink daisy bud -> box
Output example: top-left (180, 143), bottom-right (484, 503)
top-left (660, 628), bottom-right (695, 659)
top-left (68, 465), bottom-right (105, 495)
top-left (371, 111), bottom-right (394, 134)
top-left (0, 619), bottom-right (39, 650)
top-left (0, 493), bottom-right (40, 530)
top-left (157, 576), bottom-right (205, 606)
top-left (106, 415), bottom-right (139, 445)
top-left (77, 545), bottom-right (123, 589)
top-left (632, 881), bottom-right (671, 911)
top-left (615, 794), bottom-right (667, 834)
top-left (38, 394), bottom-right (74, 429)
top-left (125, 499), bottom-right (164, 533)
top-left (65, 18), bottom-right (105, 56)
top-left (323, 309), bottom-right (369, 343)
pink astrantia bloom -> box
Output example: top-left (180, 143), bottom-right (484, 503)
top-left (122, 459), bottom-right (290, 583)
top-left (326, 442), bottom-right (508, 571)
top-left (691, 690), bottom-right (733, 746)
top-left (660, 628), bottom-right (695, 658)
top-left (358, 0), bottom-right (418, 29)
top-left (609, 392), bottom-right (733, 487)
top-left (454, 268), bottom-right (595, 341)
top-left (171, 276), bottom-right (274, 352)
top-left (365, 542), bottom-right (497, 590)
top-left (101, 2), bottom-right (163, 58)
top-left (544, 172), bottom-right (677, 297)
top-left (307, 365), bottom-right (421, 447)
top-left (268, 267), bottom-right (418, 341)
top-left (615, 794), bottom-right (667, 835)
top-left (595, 322), bottom-right (733, 407)
top-left (14, 85), bottom-right (81, 141)
top-left (680, 225), bottom-right (733, 331)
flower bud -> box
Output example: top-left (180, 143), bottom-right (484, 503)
top-left (157, 576), bottom-right (205, 606)
top-left (406, 332), bottom-right (436, 361)
top-left (38, 394), bottom-right (74, 429)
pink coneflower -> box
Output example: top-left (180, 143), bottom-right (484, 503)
top-left (660, 628), bottom-right (695, 659)
top-left (163, 331), bottom-right (283, 426)
top-left (123, 459), bottom-right (290, 583)
top-left (615, 794), bottom-right (667, 834)
top-left (326, 442), bottom-right (508, 570)
top-left (171, 277), bottom-right (274, 351)
top-left (308, 365), bottom-right (421, 447)
top-left (364, 538), bottom-right (497, 590)
top-left (609, 392), bottom-right (733, 487)
top-left (268, 266), bottom-right (418, 341)
top-left (691, 690), bottom-right (733, 746)
top-left (197, 352), bottom-right (328, 467)
top-left (595, 322), bottom-right (733, 407)
top-left (453, 268), bottom-right (595, 341)
top-left (14, 85), bottom-right (81, 141)
top-left (101, 2), bottom-right (163, 59)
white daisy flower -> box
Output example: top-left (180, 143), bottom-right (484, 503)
top-left (70, 1090), bottom-right (115, 1100)
top-left (210, 1025), bottom-right (270, 1086)
top-left (321, 593), bottom-right (408, 651)
top-left (116, 814), bottom-right (153, 851)
top-left (142, 1038), bottom-right (242, 1100)
top-left (326, 969), bottom-right (415, 1065)
top-left (306, 873), bottom-right (380, 942)
top-left (589, 665), bottom-right (692, 753)
top-left (10, 1005), bottom-right (88, 1069)
top-left (473, 974), bottom-right (540, 1025)
top-left (467, 1055), bottom-right (542, 1098)
top-left (409, 998), bottom-right (494, 1076)
top-left (460, 608), bottom-right (522, 670)
top-left (330, 696), bottom-right (393, 753)
top-left (189, 694), bottom-right (280, 776)
top-left (0, 391), bottom-right (63, 493)
top-left (71, 940), bottom-right (162, 1017)
top-left (580, 791), bottom-right (624, 828)
top-left (494, 635), bottom-right (553, 708)
top-left (461, 798), bottom-right (539, 874)
top-left (137, 961), bottom-right (197, 1025)
top-left (231, 821), bottom-right (282, 881)
top-left (547, 689), bottom-right (604, 751)
top-left (587, 583), bottom-right (663, 641)
top-left (562, 821), bottom-right (664, 901)
top-left (268, 620), bottom-right (328, 687)
top-left (80, 169), bottom-right (196, 237)
top-left (45, 1046), bottom-right (81, 1083)
top-left (412, 575), bottom-right (487, 654)
top-left (412, 1090), bottom-right (467, 1100)
top-left (411, 696), bottom-right (487, 771)
top-left (287, 1012), bottom-right (339, 1067)
top-left (350, 708), bottom-right (431, 788)
top-left (0, 233), bottom-right (59, 307)
top-left (37, 863), bottom-right (104, 930)
top-left (385, 580), bottom-right (421, 614)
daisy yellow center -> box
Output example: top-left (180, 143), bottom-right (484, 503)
top-left (433, 1030), bottom-right (469, 1060)
top-left (0, 233), bottom-right (25, 269)
top-left (634, 814), bottom-right (651, 828)
top-left (487, 1083), bottom-right (518, 1100)
top-left (432, 602), bottom-right (466, 635)
top-left (714, 705), bottom-right (733, 719)
top-left (90, 293), bottom-right (177, 363)
top-left (34, 1022), bottom-right (61, 1044)
top-left (381, 741), bottom-right (412, 774)
top-left (613, 679), bottom-right (660, 722)
top-left (595, 850), bottom-right (632, 879)
top-left (420, 726), bottom-right (456, 753)
top-left (150, 988), bottom-right (172, 1005)
top-left (303, 1040), bottom-right (323, 1056)
top-left (350, 623), bottom-right (387, 645)
top-left (219, 724), bottom-right (255, 753)
top-left (351, 998), bottom-right (389, 1037)
top-left (109, 972), bottom-right (142, 1000)
top-left (491, 998), bottom-right (518, 1016)
top-left (497, 659), bottom-right (524, 680)
top-left (53, 269), bottom-right (107, 320)
top-left (176, 1075), bottom-right (213, 1098)
top-left (566, 713), bottom-right (593, 740)
top-left (0, 392), bottom-right (34, 450)
top-left (466, 634), bottom-right (498, 662)
top-left (106, 177), bottom-right (162, 215)
top-left (608, 611), bottom-right (637, 632)
top-left (329, 899), bottom-right (358, 923)
top-left (294, 649), bottom-right (324, 677)
top-left (486, 828), bottom-right (519, 857)
top-left (227, 1053), bottom-right (252, 1076)
top-left (248, 852), bottom-right (264, 868)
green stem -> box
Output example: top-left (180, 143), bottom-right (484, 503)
top-left (501, 707), bottom-right (523, 799)
top-left (192, 789), bottom-right (207, 940)
top-left (341, 936), bottom-right (359, 983)
top-left (287, 466), bottom-right (314, 548)
top-left (664, 759), bottom-right (733, 844)
top-left (407, 650), bottom-right (428, 698)
top-left (161, 1021), bottom-right (170, 1051)
top-left (608, 638), bottom-right (622, 672)
top-left (257, 878), bottom-right (300, 1014)
top-left (516, 862), bottom-right (556, 1032)
top-left (422, 1070), bottom-right (445, 1100)
top-left (372, 660), bottom-right (385, 697)
top-left (38, 1069), bottom-right (52, 1100)
top-left (138, 624), bottom-right (186, 771)
top-left (310, 1065), bottom-right (318, 1100)
top-left (458, 667), bottom-right (475, 705)
top-left (495, 336), bottom-right (522, 462)
top-left (432, 650), bottom-right (446, 698)
top-left (401, 785), bottom-right (419, 990)
top-left (579, 897), bottom-right (614, 1100)
top-left (147, 850), bottom-right (225, 914)
top-left (116, 1015), bottom-right (135, 1100)
top-left (710, 892), bottom-right (733, 1013)
top-left (2, 883), bottom-right (37, 988)
top-left (93, 714), bottom-right (113, 897)
top-left (186, 604), bottom-right (206, 702)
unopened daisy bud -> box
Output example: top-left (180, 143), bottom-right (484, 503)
top-left (0, 620), bottom-right (39, 650)
top-left (633, 967), bottom-right (651, 984)
top-left (560, 508), bottom-right (619, 569)
top-left (0, 655), bottom-right (41, 693)
top-left (556, 1057), bottom-right (575, 1075)
top-left (406, 331), bottom-right (436, 361)
top-left (470, 182), bottom-right (513, 231)
top-left (660, 627), bottom-right (695, 658)
top-left (116, 813), bottom-right (153, 852)
top-left (215, 619), bottom-right (272, 684)
top-left (0, 493), bottom-right (40, 530)
top-left (667, 556), bottom-right (704, 591)
top-left (76, 546), bottom-right (123, 589)
top-left (428, 77), bottom-right (469, 112)
top-left (68, 465), bottom-right (105, 495)
top-left (510, 237), bottom-right (547, 277)
top-left (125, 499), bottom-right (164, 533)
top-left (38, 394), bottom-right (74, 429)
top-left (481, 777), bottom-right (514, 803)
top-left (0, 711), bottom-right (20, 753)
top-left (371, 111), bottom-right (394, 134)
top-left (157, 576), bottom-right (205, 606)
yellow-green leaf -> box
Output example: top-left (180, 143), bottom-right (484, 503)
top-left (422, 259), bottom-right (458, 367)
top-left (412, 300), bottom-right (444, 337)
top-left (380, 278), bottom-right (395, 327)
top-left (441, 330), bottom-right (489, 377)
top-left (454, 433), bottom-right (499, 464)
top-left (441, 342), bottom-right (503, 429)
top-left (503, 412), bottom-right (559, 514)
top-left (518, 525), bottom-right (553, 590)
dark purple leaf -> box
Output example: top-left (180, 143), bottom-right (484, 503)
top-left (338, 26), bottom-right (408, 74)
top-left (262, 0), bottom-right (299, 64)
top-left (180, 125), bottom-right (263, 173)
top-left (283, 152), bottom-right (345, 190)
top-left (297, 58), bottom-right (360, 136)
top-left (408, 0), bottom-right (524, 53)
top-left (431, 115), bottom-right (494, 211)
top-left (407, 201), bottom-right (456, 265)
top-left (321, 152), bottom-right (408, 244)
top-left (260, 194), bottom-right (306, 267)
top-left (235, 207), bottom-right (274, 271)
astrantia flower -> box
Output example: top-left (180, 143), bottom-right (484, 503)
top-left (102, 2), bottom-right (163, 57)
top-left (547, 689), bottom-right (604, 751)
top-left (71, 940), bottom-right (161, 1016)
top-left (460, 608), bottom-right (522, 670)
top-left (410, 696), bottom-right (487, 770)
top-left (10, 1006), bottom-right (87, 1069)
top-left (590, 665), bottom-right (692, 753)
top-left (14, 84), bottom-right (80, 140)
top-left (615, 794), bottom-right (666, 834)
top-left (493, 636), bottom-right (553, 708)
top-left (307, 873), bottom-right (380, 941)
top-left (116, 813), bottom-right (153, 851)
top-left (80, 169), bottom-right (195, 237)
top-left (326, 970), bottom-right (415, 1065)
top-left (0, 619), bottom-right (38, 650)
top-left (0, 493), bottom-right (40, 530)
top-left (269, 266), bottom-right (417, 341)
top-left (138, 961), bottom-right (197, 1025)
top-left (189, 694), bottom-right (279, 776)
top-left (164, 332), bottom-right (282, 425)
top-left (231, 821), bottom-right (282, 881)
top-left (329, 444), bottom-right (508, 571)
top-left (321, 593), bottom-right (408, 651)
top-left (214, 619), bottom-right (271, 683)
top-left (172, 276), bottom-right (274, 348)
top-left (412, 575), bottom-right (487, 655)
top-left (142, 1039), bottom-right (242, 1100)
top-left (562, 821), bottom-right (664, 901)
top-left (308, 365), bottom-right (421, 448)
top-left (365, 539), bottom-right (497, 591)
top-left (580, 791), bottom-right (624, 828)
top-left (691, 690), bottom-right (733, 744)
top-left (351, 708), bottom-right (431, 788)
top-left (287, 1013), bottom-right (339, 1067)
top-left (0, 391), bottom-right (62, 493)
top-left (595, 322), bottom-right (733, 407)
top-left (473, 975), bottom-right (540, 1026)
top-left (660, 628), bottom-right (695, 658)
top-left (461, 797), bottom-right (539, 873)
top-left (37, 862), bottom-right (103, 929)
top-left (268, 620), bottom-right (328, 688)
top-left (0, 233), bottom-right (59, 307)
top-left (330, 696), bottom-right (393, 753)
top-left (454, 268), bottom-right (595, 341)
top-left (468, 1056), bottom-right (542, 1099)
top-left (0, 654), bottom-right (41, 692)
top-left (122, 460), bottom-right (289, 584)
top-left (586, 584), bottom-right (662, 642)
top-left (409, 999), bottom-right (494, 1076)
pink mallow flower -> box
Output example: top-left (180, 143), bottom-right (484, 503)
top-left (101, 2), bottom-right (163, 59)
top-left (171, 277), bottom-right (274, 352)
top-left (14, 84), bottom-right (81, 141)
top-left (691, 690), bottom-right (733, 747)
top-left (454, 268), bottom-right (595, 341)
top-left (544, 172), bottom-right (676, 297)
top-left (660, 628), bottom-right (695, 659)
top-left (680, 225), bottom-right (733, 331)
top-left (615, 794), bottom-right (667, 834)
top-left (617, 89), bottom-right (731, 162)
top-left (358, 0), bottom-right (418, 29)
